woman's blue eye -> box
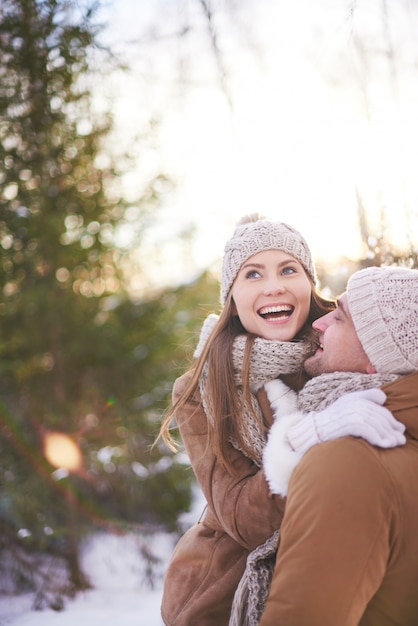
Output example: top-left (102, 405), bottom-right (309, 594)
top-left (246, 270), bottom-right (260, 279)
top-left (282, 266), bottom-right (297, 275)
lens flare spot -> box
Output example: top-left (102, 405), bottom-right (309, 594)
top-left (43, 432), bottom-right (83, 472)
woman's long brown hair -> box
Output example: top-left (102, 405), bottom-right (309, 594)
top-left (158, 278), bottom-right (335, 474)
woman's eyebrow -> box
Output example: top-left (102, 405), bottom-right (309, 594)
top-left (240, 258), bottom-right (299, 271)
top-left (241, 262), bottom-right (263, 269)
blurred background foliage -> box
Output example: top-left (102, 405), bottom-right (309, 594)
top-left (0, 0), bottom-right (221, 595)
top-left (0, 0), bottom-right (417, 603)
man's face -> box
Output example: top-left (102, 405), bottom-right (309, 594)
top-left (304, 293), bottom-right (376, 377)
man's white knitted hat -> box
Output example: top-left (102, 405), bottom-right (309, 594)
top-left (347, 266), bottom-right (418, 375)
top-left (221, 215), bottom-right (316, 304)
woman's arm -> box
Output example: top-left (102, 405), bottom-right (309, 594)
top-left (173, 372), bottom-right (286, 551)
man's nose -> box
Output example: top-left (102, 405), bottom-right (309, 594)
top-left (312, 311), bottom-right (332, 331)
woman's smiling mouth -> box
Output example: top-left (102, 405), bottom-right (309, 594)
top-left (258, 304), bottom-right (294, 321)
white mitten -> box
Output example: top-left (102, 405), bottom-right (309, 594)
top-left (263, 380), bottom-right (302, 496)
top-left (193, 314), bottom-right (219, 358)
top-left (263, 410), bottom-right (305, 497)
top-left (288, 388), bottom-right (406, 455)
top-left (264, 379), bottom-right (298, 418)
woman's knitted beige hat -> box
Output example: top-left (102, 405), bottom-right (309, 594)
top-left (221, 215), bottom-right (316, 304)
top-left (347, 266), bottom-right (418, 375)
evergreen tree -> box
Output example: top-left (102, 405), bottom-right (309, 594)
top-left (0, 0), bottom-right (201, 598)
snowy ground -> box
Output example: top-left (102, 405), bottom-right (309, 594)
top-left (0, 531), bottom-right (176, 626)
top-left (0, 487), bottom-right (206, 626)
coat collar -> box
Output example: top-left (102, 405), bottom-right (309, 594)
top-left (383, 372), bottom-right (418, 441)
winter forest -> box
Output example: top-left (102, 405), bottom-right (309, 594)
top-left (0, 0), bottom-right (417, 623)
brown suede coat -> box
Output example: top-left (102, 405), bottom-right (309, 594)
top-left (259, 372), bottom-right (418, 626)
top-left (161, 371), bottom-right (286, 626)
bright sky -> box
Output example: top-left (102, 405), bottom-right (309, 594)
top-left (98, 0), bottom-right (418, 292)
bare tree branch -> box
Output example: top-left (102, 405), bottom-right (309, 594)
top-left (197, 0), bottom-right (234, 111)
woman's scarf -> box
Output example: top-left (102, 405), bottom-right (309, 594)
top-left (194, 314), bottom-right (311, 466)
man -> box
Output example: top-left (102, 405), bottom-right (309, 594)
top-left (259, 265), bottom-right (418, 626)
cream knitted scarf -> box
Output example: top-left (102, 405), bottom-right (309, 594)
top-left (194, 314), bottom-right (312, 466)
top-left (229, 369), bottom-right (399, 626)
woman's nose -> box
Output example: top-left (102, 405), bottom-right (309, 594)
top-left (263, 281), bottom-right (286, 296)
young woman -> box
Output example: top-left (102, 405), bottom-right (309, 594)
top-left (158, 215), bottom-right (403, 626)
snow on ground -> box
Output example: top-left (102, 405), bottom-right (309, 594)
top-left (0, 531), bottom-right (175, 626)
top-left (0, 488), bottom-right (207, 626)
